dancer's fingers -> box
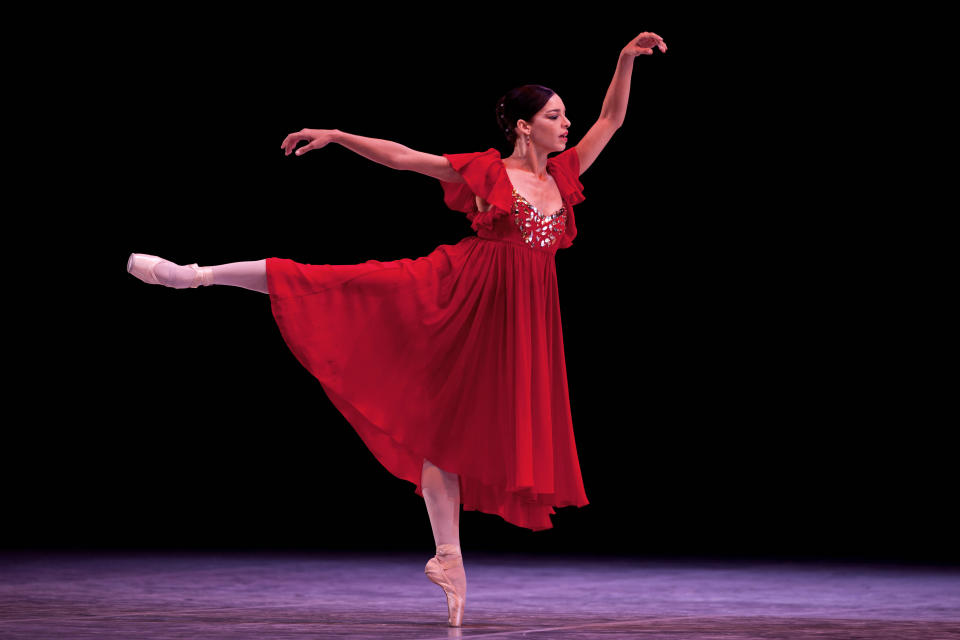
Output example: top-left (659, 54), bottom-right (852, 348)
top-left (281, 132), bottom-right (304, 155)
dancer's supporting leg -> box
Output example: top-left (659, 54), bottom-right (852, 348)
top-left (422, 458), bottom-right (467, 605)
top-left (422, 458), bottom-right (462, 548)
top-left (128, 254), bottom-right (269, 294)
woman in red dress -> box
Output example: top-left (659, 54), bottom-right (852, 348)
top-left (127, 32), bottom-right (666, 627)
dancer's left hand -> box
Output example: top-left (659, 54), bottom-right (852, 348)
top-left (622, 32), bottom-right (667, 57)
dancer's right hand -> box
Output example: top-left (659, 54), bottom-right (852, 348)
top-left (281, 128), bottom-right (338, 156)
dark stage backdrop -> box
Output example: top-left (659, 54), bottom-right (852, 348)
top-left (11, 10), bottom-right (952, 565)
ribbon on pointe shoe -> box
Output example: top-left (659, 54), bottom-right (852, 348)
top-left (435, 543), bottom-right (462, 561)
top-left (185, 263), bottom-right (215, 288)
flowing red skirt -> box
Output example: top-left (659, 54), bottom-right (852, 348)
top-left (266, 236), bottom-right (588, 531)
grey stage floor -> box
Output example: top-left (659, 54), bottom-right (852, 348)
top-left (0, 550), bottom-right (958, 639)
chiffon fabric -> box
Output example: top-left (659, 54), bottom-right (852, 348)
top-left (266, 146), bottom-right (589, 530)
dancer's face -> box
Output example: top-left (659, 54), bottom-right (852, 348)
top-left (524, 94), bottom-right (570, 152)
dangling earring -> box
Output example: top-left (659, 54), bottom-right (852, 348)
top-left (525, 134), bottom-right (531, 145)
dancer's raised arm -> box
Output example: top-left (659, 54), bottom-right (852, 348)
top-left (573, 31), bottom-right (666, 176)
top-left (281, 129), bottom-right (463, 183)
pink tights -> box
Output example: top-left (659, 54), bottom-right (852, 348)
top-left (421, 458), bottom-right (461, 548)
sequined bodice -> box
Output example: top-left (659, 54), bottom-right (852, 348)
top-left (511, 187), bottom-right (567, 249)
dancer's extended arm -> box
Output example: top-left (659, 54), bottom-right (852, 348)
top-left (572, 31), bottom-right (666, 176)
top-left (281, 129), bottom-right (464, 183)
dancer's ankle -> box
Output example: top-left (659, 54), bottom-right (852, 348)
top-left (436, 544), bottom-right (462, 559)
top-left (197, 266), bottom-right (214, 287)
top-left (153, 261), bottom-right (213, 288)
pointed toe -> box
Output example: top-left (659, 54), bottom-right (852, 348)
top-left (425, 550), bottom-right (466, 627)
top-left (127, 253), bottom-right (165, 285)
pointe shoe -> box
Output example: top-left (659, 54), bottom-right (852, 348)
top-left (127, 253), bottom-right (213, 289)
top-left (424, 543), bottom-right (465, 627)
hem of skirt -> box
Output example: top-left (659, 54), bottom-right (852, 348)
top-left (320, 378), bottom-right (588, 532)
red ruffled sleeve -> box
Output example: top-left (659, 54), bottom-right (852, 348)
top-left (439, 148), bottom-right (515, 234)
top-left (546, 147), bottom-right (585, 249)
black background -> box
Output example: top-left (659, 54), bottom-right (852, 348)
top-left (8, 9), bottom-right (953, 565)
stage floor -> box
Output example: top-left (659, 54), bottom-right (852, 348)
top-left (1, 550), bottom-right (958, 638)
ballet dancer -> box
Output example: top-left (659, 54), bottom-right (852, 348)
top-left (128, 31), bottom-right (666, 627)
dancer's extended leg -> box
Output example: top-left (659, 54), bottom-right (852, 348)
top-left (128, 254), bottom-right (269, 294)
top-left (422, 457), bottom-right (467, 625)
top-left (209, 260), bottom-right (268, 294)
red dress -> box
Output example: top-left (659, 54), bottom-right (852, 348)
top-left (266, 146), bottom-right (589, 531)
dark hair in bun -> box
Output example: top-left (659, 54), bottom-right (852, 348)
top-left (495, 84), bottom-right (556, 146)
